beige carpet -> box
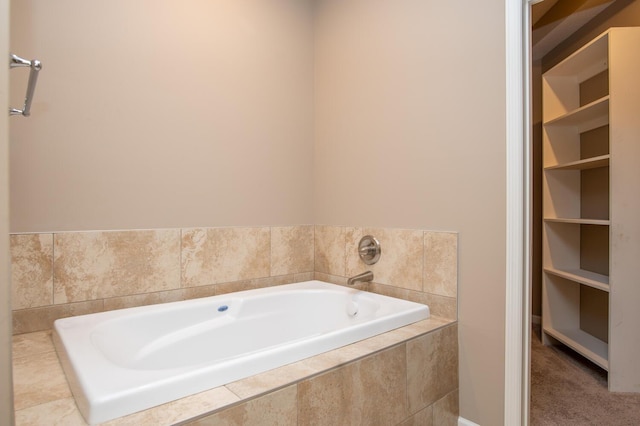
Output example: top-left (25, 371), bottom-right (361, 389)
top-left (530, 325), bottom-right (640, 425)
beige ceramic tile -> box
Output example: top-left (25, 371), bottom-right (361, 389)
top-left (406, 330), bottom-right (440, 413)
top-left (406, 324), bottom-right (459, 414)
top-left (421, 292), bottom-right (457, 320)
top-left (363, 326), bottom-right (422, 348)
top-left (368, 282), bottom-right (457, 320)
top-left (180, 284), bottom-right (219, 300)
top-left (313, 271), bottom-right (348, 286)
top-left (297, 341), bottom-right (378, 373)
top-left (12, 300), bottom-right (105, 335)
top-left (13, 351), bottom-right (71, 411)
top-left (368, 282), bottom-right (429, 305)
top-left (270, 225), bottom-right (314, 276)
top-left (314, 225), bottom-right (346, 276)
top-left (223, 316), bottom-right (430, 401)
top-left (105, 386), bottom-right (240, 426)
top-left (368, 281), bottom-right (412, 299)
top-left (432, 323), bottom-right (459, 397)
top-left (103, 289), bottom-right (185, 311)
top-left (15, 397), bottom-right (86, 426)
top-left (109, 280), bottom-right (273, 310)
top-left (433, 390), bottom-right (459, 426)
top-left (181, 227), bottom-right (270, 287)
top-left (297, 345), bottom-right (408, 425)
top-left (246, 274), bottom-right (296, 288)
top-left (53, 230), bottom-right (181, 303)
top-left (212, 279), bottom-right (263, 296)
top-left (211, 274), bottom-right (295, 297)
top-left (293, 271), bottom-right (314, 282)
top-left (12, 331), bottom-right (54, 359)
top-left (424, 232), bottom-right (458, 297)
top-left (400, 405), bottom-right (434, 426)
top-left (346, 227), bottom-right (423, 291)
top-left (10, 234), bottom-right (54, 310)
top-left (401, 317), bottom-right (454, 336)
top-left (188, 385), bottom-right (297, 426)
top-left (343, 226), bottom-right (363, 273)
top-left (225, 361), bottom-right (317, 400)
top-left (206, 274), bottom-right (297, 296)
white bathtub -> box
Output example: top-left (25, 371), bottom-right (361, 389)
top-left (53, 280), bottom-right (430, 424)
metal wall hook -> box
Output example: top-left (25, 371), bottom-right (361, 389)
top-left (358, 235), bottom-right (381, 265)
top-left (10, 53), bottom-right (42, 117)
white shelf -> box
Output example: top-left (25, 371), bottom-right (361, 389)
top-left (543, 96), bottom-right (609, 129)
top-left (543, 326), bottom-right (609, 370)
top-left (544, 31), bottom-right (608, 79)
top-left (543, 267), bottom-right (609, 292)
top-left (544, 155), bottom-right (609, 171)
top-left (542, 27), bottom-right (640, 392)
top-left (544, 218), bottom-right (610, 226)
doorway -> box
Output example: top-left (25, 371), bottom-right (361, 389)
top-left (528, 0), bottom-right (640, 424)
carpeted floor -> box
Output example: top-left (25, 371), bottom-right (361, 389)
top-left (530, 325), bottom-right (640, 425)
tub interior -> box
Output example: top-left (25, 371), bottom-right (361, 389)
top-left (91, 289), bottom-right (383, 370)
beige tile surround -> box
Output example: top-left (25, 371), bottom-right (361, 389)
top-left (314, 225), bottom-right (458, 320)
top-left (11, 225), bottom-right (458, 334)
top-left (10, 226), bottom-right (316, 334)
top-left (13, 320), bottom-right (458, 425)
top-left (10, 224), bottom-right (459, 425)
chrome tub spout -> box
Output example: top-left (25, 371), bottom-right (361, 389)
top-left (347, 271), bottom-right (373, 285)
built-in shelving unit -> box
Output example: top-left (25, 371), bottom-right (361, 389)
top-left (542, 27), bottom-right (640, 392)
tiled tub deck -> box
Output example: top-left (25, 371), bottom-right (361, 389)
top-left (13, 317), bottom-right (458, 426)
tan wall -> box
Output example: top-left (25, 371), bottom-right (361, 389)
top-left (1, 0), bottom-right (15, 422)
top-left (9, 0), bottom-right (314, 233)
top-left (313, 1), bottom-right (507, 424)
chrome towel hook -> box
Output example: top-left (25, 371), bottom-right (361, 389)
top-left (9, 53), bottom-right (42, 117)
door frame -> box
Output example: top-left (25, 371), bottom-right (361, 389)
top-left (1, 0), bottom-right (15, 424)
top-left (504, 0), bottom-right (535, 425)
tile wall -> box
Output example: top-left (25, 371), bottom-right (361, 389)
top-left (314, 226), bottom-right (458, 319)
top-left (10, 225), bottom-right (457, 334)
top-left (189, 323), bottom-right (459, 426)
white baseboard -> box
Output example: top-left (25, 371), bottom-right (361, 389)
top-left (459, 416), bottom-right (481, 426)
top-left (531, 314), bottom-right (541, 325)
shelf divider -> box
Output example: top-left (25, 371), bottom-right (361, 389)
top-left (544, 218), bottom-right (610, 225)
top-left (543, 96), bottom-right (609, 128)
top-left (543, 267), bottom-right (609, 292)
top-left (543, 327), bottom-right (609, 370)
top-left (544, 155), bottom-right (610, 171)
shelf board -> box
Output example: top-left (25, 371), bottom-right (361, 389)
top-left (544, 218), bottom-right (610, 225)
top-left (543, 326), bottom-right (609, 370)
top-left (543, 96), bottom-right (609, 127)
top-left (545, 155), bottom-right (610, 171)
top-left (543, 267), bottom-right (609, 292)
top-left (544, 31), bottom-right (608, 78)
